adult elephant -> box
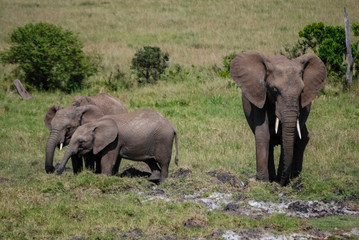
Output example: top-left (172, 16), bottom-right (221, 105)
top-left (44, 93), bottom-right (128, 173)
top-left (230, 51), bottom-right (326, 186)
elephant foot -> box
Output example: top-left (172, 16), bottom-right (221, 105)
top-left (148, 170), bottom-right (161, 181)
top-left (45, 165), bottom-right (55, 173)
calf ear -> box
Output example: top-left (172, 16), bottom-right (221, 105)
top-left (93, 118), bottom-right (118, 155)
top-left (44, 105), bottom-right (63, 130)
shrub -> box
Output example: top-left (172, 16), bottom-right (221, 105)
top-left (281, 22), bottom-right (359, 86)
top-left (0, 23), bottom-right (99, 92)
top-left (218, 52), bottom-right (237, 78)
top-left (131, 46), bottom-right (169, 84)
top-left (105, 64), bottom-right (135, 90)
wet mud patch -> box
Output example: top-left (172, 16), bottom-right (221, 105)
top-left (220, 228), bottom-right (330, 240)
top-left (220, 227), bottom-right (359, 240)
top-left (183, 217), bottom-right (208, 229)
top-left (206, 169), bottom-right (245, 188)
top-left (119, 167), bottom-right (151, 178)
top-left (120, 228), bottom-right (143, 239)
top-left (224, 199), bottom-right (359, 219)
top-left (171, 168), bottom-right (192, 179)
top-left (0, 177), bottom-right (10, 183)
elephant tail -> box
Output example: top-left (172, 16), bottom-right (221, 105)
top-left (174, 130), bottom-right (179, 166)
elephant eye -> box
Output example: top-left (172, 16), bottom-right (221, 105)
top-left (272, 87), bottom-right (279, 95)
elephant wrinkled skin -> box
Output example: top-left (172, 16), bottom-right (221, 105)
top-left (230, 51), bottom-right (326, 186)
top-left (56, 109), bottom-right (179, 183)
top-left (44, 93), bottom-right (128, 174)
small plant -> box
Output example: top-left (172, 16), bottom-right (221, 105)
top-left (131, 46), bottom-right (169, 84)
top-left (0, 23), bottom-right (99, 92)
top-left (106, 64), bottom-right (129, 90)
top-left (219, 52), bottom-right (237, 78)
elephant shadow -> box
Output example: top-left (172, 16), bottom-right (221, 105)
top-left (56, 163), bottom-right (152, 180)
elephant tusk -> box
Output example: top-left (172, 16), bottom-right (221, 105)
top-left (297, 119), bottom-right (302, 140)
top-left (60, 143), bottom-right (63, 151)
top-left (275, 117), bottom-right (279, 134)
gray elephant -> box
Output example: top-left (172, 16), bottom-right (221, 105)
top-left (230, 51), bottom-right (326, 186)
top-left (56, 109), bottom-right (179, 183)
top-left (44, 93), bottom-right (128, 174)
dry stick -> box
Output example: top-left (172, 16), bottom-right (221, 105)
top-left (14, 79), bottom-right (33, 100)
top-left (344, 7), bottom-right (359, 86)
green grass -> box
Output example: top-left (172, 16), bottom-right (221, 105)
top-left (1, 0), bottom-right (359, 239)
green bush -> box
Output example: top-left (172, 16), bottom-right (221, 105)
top-left (352, 22), bottom-right (359, 36)
top-left (131, 46), bottom-right (169, 84)
top-left (218, 52), bottom-right (237, 78)
top-left (281, 22), bottom-right (359, 85)
top-left (105, 64), bottom-right (135, 90)
top-left (0, 23), bottom-right (99, 92)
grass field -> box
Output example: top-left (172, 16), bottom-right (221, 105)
top-left (1, 0), bottom-right (359, 239)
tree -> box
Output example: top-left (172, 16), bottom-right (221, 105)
top-left (0, 23), bottom-right (99, 92)
top-left (281, 21), bottom-right (359, 87)
top-left (131, 46), bottom-right (169, 84)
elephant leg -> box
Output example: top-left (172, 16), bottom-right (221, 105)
top-left (268, 143), bottom-right (276, 182)
top-left (154, 143), bottom-right (173, 183)
top-left (100, 148), bottom-right (119, 176)
top-left (159, 160), bottom-right (169, 183)
top-left (112, 157), bottom-right (122, 175)
top-left (146, 159), bottom-right (161, 181)
top-left (253, 110), bottom-right (270, 181)
top-left (71, 155), bottom-right (83, 174)
top-left (291, 125), bottom-right (309, 179)
top-left (84, 152), bottom-right (95, 171)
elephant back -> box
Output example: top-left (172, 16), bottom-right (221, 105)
top-left (72, 93), bottom-right (128, 115)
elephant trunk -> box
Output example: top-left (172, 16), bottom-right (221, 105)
top-left (56, 147), bottom-right (76, 175)
top-left (279, 115), bottom-right (298, 186)
top-left (45, 129), bottom-right (61, 173)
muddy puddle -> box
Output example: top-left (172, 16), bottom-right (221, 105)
top-left (131, 168), bottom-right (359, 239)
top-left (121, 167), bottom-right (359, 239)
top-left (140, 187), bottom-right (359, 218)
top-left (138, 188), bottom-right (359, 239)
top-left (135, 187), bottom-right (359, 239)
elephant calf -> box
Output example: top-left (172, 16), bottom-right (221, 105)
top-left (56, 109), bottom-right (179, 182)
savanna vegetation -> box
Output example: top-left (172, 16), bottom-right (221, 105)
top-left (0, 0), bottom-right (359, 239)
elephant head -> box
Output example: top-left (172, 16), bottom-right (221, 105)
top-left (230, 51), bottom-right (326, 185)
top-left (44, 105), bottom-right (104, 173)
top-left (56, 118), bottom-right (119, 175)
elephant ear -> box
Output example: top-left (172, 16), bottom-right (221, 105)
top-left (44, 105), bottom-right (63, 130)
top-left (76, 105), bottom-right (105, 125)
top-left (93, 118), bottom-right (118, 155)
top-left (230, 51), bottom-right (269, 109)
top-left (295, 54), bottom-right (327, 107)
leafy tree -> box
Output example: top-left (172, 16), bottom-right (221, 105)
top-left (0, 23), bottom-right (99, 92)
top-left (281, 22), bottom-right (359, 84)
top-left (131, 46), bottom-right (169, 84)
